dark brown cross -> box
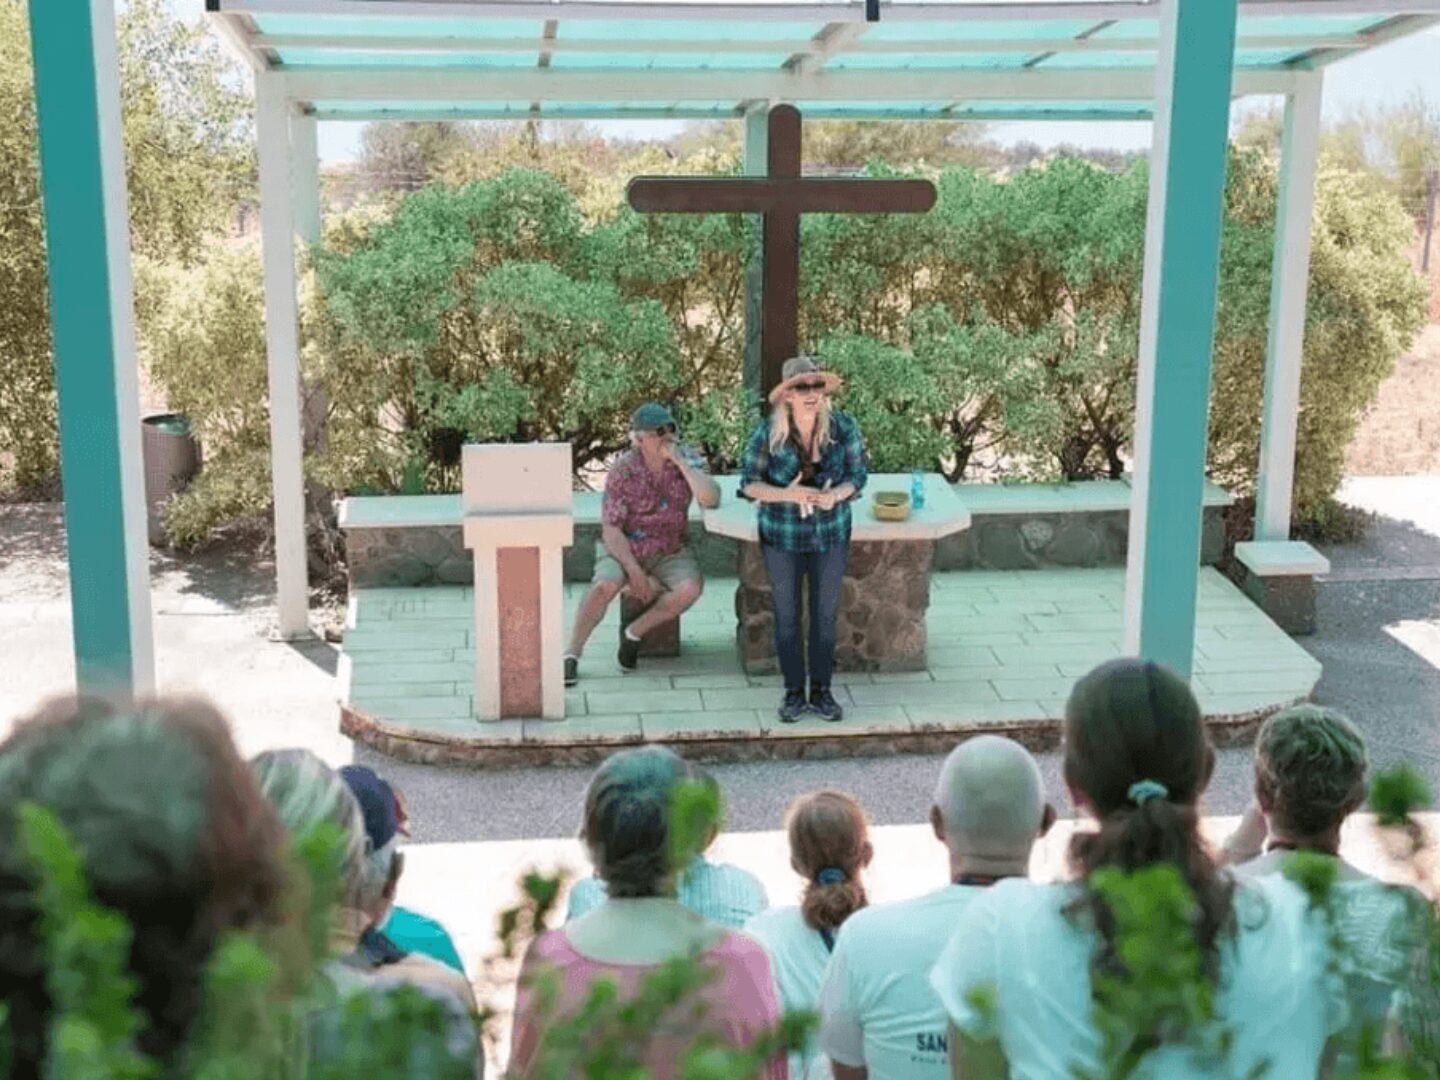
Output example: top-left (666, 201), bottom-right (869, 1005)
top-left (627, 105), bottom-right (937, 400)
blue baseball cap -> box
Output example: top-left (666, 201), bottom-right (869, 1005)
top-left (339, 764), bottom-right (406, 850)
top-left (630, 402), bottom-right (678, 432)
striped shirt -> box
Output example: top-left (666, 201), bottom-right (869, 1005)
top-left (738, 410), bottom-right (869, 553)
top-left (565, 856), bottom-right (770, 929)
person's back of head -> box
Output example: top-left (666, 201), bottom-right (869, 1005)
top-left (0, 695), bottom-right (287, 1072)
top-left (786, 791), bottom-right (872, 937)
top-left (1254, 705), bottom-right (1367, 844)
top-left (252, 748), bottom-right (369, 910)
top-left (1063, 659), bottom-right (1234, 984)
top-left (581, 745), bottom-right (693, 899)
top-left (932, 734), bottom-right (1050, 878)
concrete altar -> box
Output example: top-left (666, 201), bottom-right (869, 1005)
top-left (701, 474), bottom-right (971, 674)
top-left (461, 443), bottom-right (572, 721)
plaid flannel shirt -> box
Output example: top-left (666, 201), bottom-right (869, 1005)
top-left (738, 410), bottom-right (869, 553)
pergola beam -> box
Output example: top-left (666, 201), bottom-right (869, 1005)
top-left (308, 103), bottom-right (1156, 121)
top-left (211, 0), bottom-right (1440, 19)
top-left (281, 65), bottom-right (1299, 102)
top-left (253, 31), bottom-right (1373, 54)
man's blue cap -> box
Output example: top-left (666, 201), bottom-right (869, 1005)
top-left (630, 402), bottom-right (677, 432)
top-left (339, 764), bottom-right (403, 850)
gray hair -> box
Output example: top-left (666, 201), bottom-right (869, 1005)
top-left (251, 749), bottom-right (368, 907)
top-left (580, 746), bottom-right (692, 899)
top-left (934, 735), bottom-right (1046, 874)
top-left (1255, 705), bottom-right (1368, 838)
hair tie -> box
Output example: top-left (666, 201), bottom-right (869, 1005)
top-left (815, 866), bottom-right (848, 886)
top-left (1127, 779), bottom-right (1169, 806)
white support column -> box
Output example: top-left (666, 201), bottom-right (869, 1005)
top-left (291, 110), bottom-right (322, 245)
top-left (1255, 72), bottom-right (1323, 541)
top-left (256, 75), bottom-right (311, 639)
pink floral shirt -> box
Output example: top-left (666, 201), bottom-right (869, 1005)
top-left (601, 449), bottom-right (698, 560)
top-left (509, 928), bottom-right (787, 1080)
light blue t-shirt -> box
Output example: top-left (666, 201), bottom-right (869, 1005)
top-left (382, 906), bottom-right (466, 974)
top-left (566, 856), bottom-right (769, 929)
top-left (930, 874), bottom-right (1345, 1080)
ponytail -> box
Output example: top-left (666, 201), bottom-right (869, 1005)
top-left (786, 791), bottom-right (871, 937)
top-left (1061, 659), bottom-right (1236, 990)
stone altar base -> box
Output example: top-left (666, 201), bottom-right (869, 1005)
top-left (735, 540), bottom-right (932, 675)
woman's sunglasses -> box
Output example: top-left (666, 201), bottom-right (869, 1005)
top-left (790, 380), bottom-right (828, 393)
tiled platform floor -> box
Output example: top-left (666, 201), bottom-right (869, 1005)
top-left (340, 568), bottom-right (1321, 764)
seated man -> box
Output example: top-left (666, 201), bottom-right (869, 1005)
top-left (817, 735), bottom-right (1054, 1080)
top-left (1221, 705), bottom-right (1423, 1058)
top-left (252, 750), bottom-right (478, 1018)
top-left (342, 765), bottom-right (467, 975)
top-left (565, 769), bottom-right (768, 928)
top-left (564, 402), bottom-right (720, 685)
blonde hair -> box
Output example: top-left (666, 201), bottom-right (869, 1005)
top-left (768, 396), bottom-right (834, 457)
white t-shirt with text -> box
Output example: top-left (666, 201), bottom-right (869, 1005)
top-left (817, 884), bottom-right (983, 1080)
top-left (929, 873), bottom-right (1345, 1080)
top-left (744, 905), bottom-right (834, 1080)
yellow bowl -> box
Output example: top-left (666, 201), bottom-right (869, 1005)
top-left (871, 490), bottom-right (911, 522)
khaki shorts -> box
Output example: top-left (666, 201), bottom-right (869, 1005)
top-left (592, 540), bottom-right (702, 592)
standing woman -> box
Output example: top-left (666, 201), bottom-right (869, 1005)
top-left (739, 357), bottom-right (868, 723)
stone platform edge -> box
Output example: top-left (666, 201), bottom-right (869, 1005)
top-left (340, 697), bottom-right (1284, 769)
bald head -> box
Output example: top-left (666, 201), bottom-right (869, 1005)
top-left (933, 735), bottom-right (1047, 874)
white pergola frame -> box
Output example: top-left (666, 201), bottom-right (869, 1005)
top-left (203, 0), bottom-right (1436, 673)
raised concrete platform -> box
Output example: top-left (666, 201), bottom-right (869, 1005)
top-left (339, 567), bottom-right (1320, 766)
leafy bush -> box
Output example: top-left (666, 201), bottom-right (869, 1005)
top-left (0, 0), bottom-right (253, 496)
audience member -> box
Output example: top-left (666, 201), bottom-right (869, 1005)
top-left (746, 791), bottom-right (873, 1079)
top-left (567, 767), bottom-right (768, 928)
top-left (340, 765), bottom-right (468, 974)
top-left (1221, 705), bottom-right (1422, 1056)
top-left (930, 659), bottom-right (1344, 1079)
top-left (817, 736), bottom-right (1051, 1080)
top-left (0, 696), bottom-right (288, 1073)
top-left (252, 750), bottom-right (478, 1016)
top-left (510, 746), bottom-right (784, 1079)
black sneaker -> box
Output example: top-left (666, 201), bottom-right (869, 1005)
top-left (810, 686), bottom-right (844, 722)
top-left (564, 655), bottom-right (578, 687)
top-left (778, 689), bottom-right (809, 724)
top-left (618, 632), bottom-right (641, 673)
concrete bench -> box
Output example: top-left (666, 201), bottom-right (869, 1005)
top-left (1233, 540), bottom-right (1330, 635)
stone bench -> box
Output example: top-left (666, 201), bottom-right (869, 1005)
top-left (339, 478), bottom-right (1235, 589)
top-left (1233, 540), bottom-right (1330, 635)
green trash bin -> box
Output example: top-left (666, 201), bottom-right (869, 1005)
top-left (141, 413), bottom-right (202, 546)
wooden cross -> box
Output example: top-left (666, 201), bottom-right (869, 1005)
top-left (627, 105), bottom-right (937, 400)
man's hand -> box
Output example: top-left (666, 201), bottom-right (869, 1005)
top-left (626, 569), bottom-right (657, 605)
top-left (659, 437), bottom-right (681, 464)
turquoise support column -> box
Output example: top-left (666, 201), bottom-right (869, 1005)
top-left (27, 0), bottom-right (154, 696)
top-left (1122, 0), bottom-right (1240, 678)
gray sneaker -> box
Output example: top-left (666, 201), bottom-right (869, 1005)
top-left (778, 689), bottom-right (809, 724)
top-left (618, 633), bottom-right (641, 673)
top-left (809, 686), bottom-right (844, 722)
top-left (564, 655), bottom-right (578, 687)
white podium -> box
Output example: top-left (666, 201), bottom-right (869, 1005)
top-left (461, 443), bottom-right (573, 721)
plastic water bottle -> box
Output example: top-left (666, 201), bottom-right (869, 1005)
top-left (910, 470), bottom-right (926, 510)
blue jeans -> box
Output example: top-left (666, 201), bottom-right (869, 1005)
top-left (760, 543), bottom-right (849, 694)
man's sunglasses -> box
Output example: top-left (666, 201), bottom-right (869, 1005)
top-left (649, 423), bottom-right (677, 435)
top-left (790, 380), bottom-right (828, 393)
